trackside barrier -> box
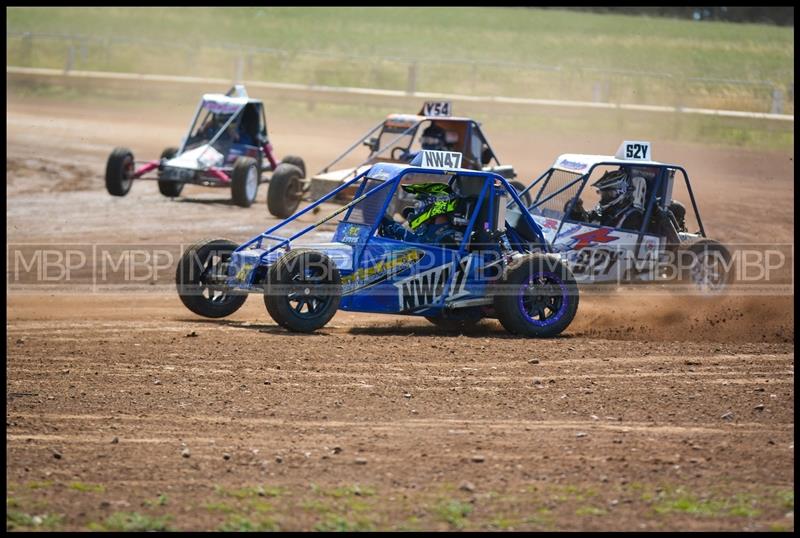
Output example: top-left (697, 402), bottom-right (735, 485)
top-left (6, 66), bottom-right (794, 122)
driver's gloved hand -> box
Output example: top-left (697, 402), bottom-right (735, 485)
top-left (379, 216), bottom-right (410, 241)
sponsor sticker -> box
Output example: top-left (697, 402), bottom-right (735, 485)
top-left (557, 158), bottom-right (588, 171)
top-left (341, 249), bottom-right (424, 295)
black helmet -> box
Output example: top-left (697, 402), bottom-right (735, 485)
top-left (592, 169), bottom-right (631, 212)
top-left (420, 123), bottom-right (447, 151)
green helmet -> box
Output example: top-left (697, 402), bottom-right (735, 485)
top-left (402, 182), bottom-right (457, 230)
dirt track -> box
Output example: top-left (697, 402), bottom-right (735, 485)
top-left (6, 89), bottom-right (795, 531)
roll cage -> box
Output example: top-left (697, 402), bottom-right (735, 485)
top-left (178, 86), bottom-right (268, 160)
top-left (237, 162), bottom-right (549, 268)
top-left (513, 159), bottom-right (706, 251)
top-left (318, 115), bottom-right (505, 178)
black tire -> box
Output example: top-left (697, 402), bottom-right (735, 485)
top-left (176, 238), bottom-right (247, 318)
top-left (267, 163), bottom-right (304, 218)
top-left (678, 238), bottom-right (732, 294)
top-left (231, 156), bottom-right (260, 207)
top-left (264, 249), bottom-right (341, 333)
top-left (280, 155), bottom-right (306, 177)
top-left (493, 253), bottom-right (579, 338)
top-left (157, 147), bottom-right (183, 198)
top-left (105, 147), bottom-right (135, 196)
top-left (425, 310), bottom-right (483, 333)
top-left (510, 180), bottom-right (532, 208)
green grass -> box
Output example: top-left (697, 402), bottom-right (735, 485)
top-left (68, 481), bottom-right (105, 493)
top-left (87, 512), bottom-right (173, 532)
top-left (434, 499), bottom-right (474, 529)
top-left (213, 484), bottom-right (284, 499)
top-left (142, 493), bottom-right (169, 507)
top-left (776, 490), bottom-right (793, 510)
top-left (310, 483), bottom-right (377, 498)
top-left (218, 514), bottom-right (281, 532)
top-left (25, 480), bottom-right (54, 490)
top-left (313, 515), bottom-right (376, 532)
top-left (6, 510), bottom-right (64, 531)
top-left (649, 487), bottom-right (763, 518)
top-left (524, 507), bottom-right (555, 529)
top-left (6, 7), bottom-right (794, 113)
top-left (575, 505), bottom-right (608, 517)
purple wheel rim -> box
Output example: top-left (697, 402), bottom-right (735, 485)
top-left (517, 271), bottom-right (568, 326)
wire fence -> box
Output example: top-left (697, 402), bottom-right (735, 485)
top-left (6, 31), bottom-right (794, 115)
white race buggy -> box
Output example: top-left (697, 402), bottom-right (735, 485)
top-left (104, 85), bottom-right (306, 207)
top-left (515, 141), bottom-right (733, 293)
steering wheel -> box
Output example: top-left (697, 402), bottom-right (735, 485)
top-left (391, 147), bottom-right (409, 161)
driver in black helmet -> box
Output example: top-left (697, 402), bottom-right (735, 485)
top-left (419, 123), bottom-right (448, 151)
top-left (567, 169), bottom-right (644, 231)
top-left (401, 123), bottom-right (451, 163)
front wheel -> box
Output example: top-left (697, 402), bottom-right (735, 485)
top-left (267, 163), bottom-right (304, 218)
top-left (264, 249), bottom-right (341, 333)
top-left (493, 253), bottom-right (579, 337)
top-left (231, 157), bottom-right (260, 207)
top-left (176, 238), bottom-right (247, 318)
top-left (105, 147), bottom-right (135, 196)
top-left (157, 147), bottom-right (183, 198)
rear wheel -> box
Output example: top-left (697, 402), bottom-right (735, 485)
top-left (267, 163), bottom-right (304, 218)
top-left (678, 238), bottom-right (732, 294)
top-left (494, 253), bottom-right (579, 337)
top-left (157, 147), bottom-right (183, 198)
top-left (510, 180), bottom-right (532, 208)
top-left (280, 155), bottom-right (306, 178)
top-left (176, 238), bottom-right (247, 318)
top-left (231, 157), bottom-right (260, 207)
top-left (264, 249), bottom-right (341, 333)
top-left (105, 147), bottom-right (135, 196)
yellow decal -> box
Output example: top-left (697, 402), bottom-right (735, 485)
top-left (235, 263), bottom-right (253, 282)
top-left (341, 250), bottom-right (423, 285)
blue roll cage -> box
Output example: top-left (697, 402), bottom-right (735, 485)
top-left (234, 163), bottom-right (550, 271)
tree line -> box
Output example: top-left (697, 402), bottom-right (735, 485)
top-left (538, 7), bottom-right (793, 27)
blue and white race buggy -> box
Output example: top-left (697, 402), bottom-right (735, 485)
top-left (516, 141), bottom-right (732, 293)
top-left (176, 150), bottom-right (580, 337)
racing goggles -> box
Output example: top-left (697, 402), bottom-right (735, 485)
top-left (598, 186), bottom-right (626, 205)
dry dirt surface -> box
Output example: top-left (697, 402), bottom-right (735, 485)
top-left (6, 88), bottom-right (795, 532)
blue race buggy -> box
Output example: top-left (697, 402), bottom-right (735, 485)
top-left (515, 141), bottom-right (732, 293)
top-left (176, 150), bottom-right (580, 337)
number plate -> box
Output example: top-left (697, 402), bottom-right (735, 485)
top-left (615, 140), bottom-right (652, 161)
top-left (419, 101), bottom-right (452, 117)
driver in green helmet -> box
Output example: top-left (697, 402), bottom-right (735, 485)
top-left (379, 182), bottom-right (464, 248)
